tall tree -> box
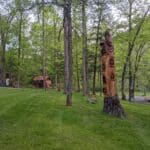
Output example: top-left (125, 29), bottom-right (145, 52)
top-left (0, 12), bottom-right (14, 86)
top-left (81, 0), bottom-right (89, 96)
top-left (91, 0), bottom-right (104, 95)
top-left (17, 10), bottom-right (23, 88)
top-left (42, 0), bottom-right (47, 91)
top-left (72, 1), bottom-right (81, 92)
top-left (132, 43), bottom-right (146, 98)
top-left (119, 0), bottom-right (150, 100)
top-left (64, 0), bottom-right (73, 106)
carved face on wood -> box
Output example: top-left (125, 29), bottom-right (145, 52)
top-left (101, 31), bottom-right (117, 97)
top-left (102, 63), bottom-right (105, 71)
top-left (109, 57), bottom-right (114, 67)
top-left (103, 75), bottom-right (106, 84)
top-left (103, 87), bottom-right (107, 95)
top-left (110, 72), bottom-right (115, 80)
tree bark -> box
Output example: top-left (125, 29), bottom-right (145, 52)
top-left (64, 0), bottom-right (72, 106)
top-left (100, 31), bottom-right (125, 118)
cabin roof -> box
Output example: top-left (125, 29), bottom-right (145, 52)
top-left (33, 76), bottom-right (50, 81)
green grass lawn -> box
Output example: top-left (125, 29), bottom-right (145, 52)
top-left (0, 88), bottom-right (149, 150)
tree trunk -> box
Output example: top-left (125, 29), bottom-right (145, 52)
top-left (82, 0), bottom-right (89, 96)
top-left (0, 13), bottom-right (14, 87)
top-left (100, 31), bottom-right (125, 118)
top-left (53, 15), bottom-right (57, 89)
top-left (121, 64), bottom-right (127, 100)
top-left (92, 55), bottom-right (97, 95)
top-left (64, 0), bottom-right (72, 106)
top-left (57, 75), bottom-right (61, 91)
top-left (0, 15), bottom-right (6, 86)
top-left (98, 64), bottom-right (102, 96)
top-left (75, 46), bottom-right (80, 92)
top-left (128, 1), bottom-right (133, 101)
top-left (42, 0), bottom-right (46, 91)
top-left (128, 56), bottom-right (134, 101)
top-left (92, 0), bottom-right (102, 95)
top-left (0, 45), bottom-right (5, 86)
top-left (132, 43), bottom-right (145, 100)
top-left (17, 11), bottom-right (23, 88)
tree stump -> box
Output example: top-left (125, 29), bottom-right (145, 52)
top-left (100, 31), bottom-right (125, 118)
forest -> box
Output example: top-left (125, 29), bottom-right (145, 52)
top-left (0, 0), bottom-right (150, 149)
top-left (0, 0), bottom-right (150, 100)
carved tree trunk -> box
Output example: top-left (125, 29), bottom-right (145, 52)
top-left (100, 31), bottom-right (125, 118)
top-left (64, 0), bottom-right (72, 106)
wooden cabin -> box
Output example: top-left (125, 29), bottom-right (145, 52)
top-left (33, 76), bottom-right (51, 88)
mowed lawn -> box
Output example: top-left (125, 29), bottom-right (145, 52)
top-left (0, 88), bottom-right (149, 150)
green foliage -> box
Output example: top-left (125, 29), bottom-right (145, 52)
top-left (0, 0), bottom-right (149, 93)
top-left (114, 17), bottom-right (150, 92)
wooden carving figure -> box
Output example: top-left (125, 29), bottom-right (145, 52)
top-left (100, 31), bottom-right (125, 118)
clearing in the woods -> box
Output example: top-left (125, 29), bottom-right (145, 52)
top-left (0, 88), bottom-right (150, 150)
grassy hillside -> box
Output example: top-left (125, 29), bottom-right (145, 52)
top-left (0, 88), bottom-right (149, 150)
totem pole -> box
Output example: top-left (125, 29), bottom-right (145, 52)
top-left (100, 31), bottom-right (125, 118)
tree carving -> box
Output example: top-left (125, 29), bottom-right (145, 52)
top-left (100, 31), bottom-right (125, 118)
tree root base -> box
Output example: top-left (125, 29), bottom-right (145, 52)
top-left (103, 96), bottom-right (126, 118)
top-left (66, 94), bottom-right (72, 106)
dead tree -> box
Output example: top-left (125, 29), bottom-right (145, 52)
top-left (100, 31), bottom-right (125, 118)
